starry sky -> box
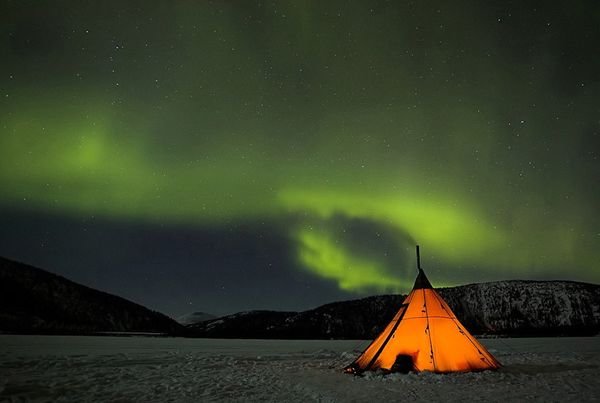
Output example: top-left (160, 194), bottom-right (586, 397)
top-left (1, 1), bottom-right (598, 317)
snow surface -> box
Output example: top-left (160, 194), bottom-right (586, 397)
top-left (1, 336), bottom-right (599, 402)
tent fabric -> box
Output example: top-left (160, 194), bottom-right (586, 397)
top-left (345, 269), bottom-right (500, 374)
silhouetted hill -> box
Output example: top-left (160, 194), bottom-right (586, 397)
top-left (190, 280), bottom-right (600, 338)
top-left (0, 257), bottom-right (184, 335)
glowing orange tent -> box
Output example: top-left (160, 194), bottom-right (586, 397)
top-left (345, 246), bottom-right (500, 374)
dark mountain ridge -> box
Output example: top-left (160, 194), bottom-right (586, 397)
top-left (190, 280), bottom-right (600, 339)
top-left (0, 257), bottom-right (184, 335)
top-left (2, 255), bottom-right (598, 339)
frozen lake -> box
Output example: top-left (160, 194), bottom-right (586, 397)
top-left (1, 335), bottom-right (599, 402)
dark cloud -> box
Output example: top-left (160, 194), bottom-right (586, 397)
top-left (0, 209), bottom-right (352, 316)
top-left (310, 214), bottom-right (417, 280)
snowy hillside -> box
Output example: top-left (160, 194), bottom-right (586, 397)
top-left (438, 280), bottom-right (600, 335)
top-left (176, 312), bottom-right (217, 326)
top-left (190, 280), bottom-right (600, 338)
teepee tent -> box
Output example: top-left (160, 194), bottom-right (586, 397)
top-left (345, 246), bottom-right (500, 374)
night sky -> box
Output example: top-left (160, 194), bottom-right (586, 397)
top-left (1, 1), bottom-right (598, 317)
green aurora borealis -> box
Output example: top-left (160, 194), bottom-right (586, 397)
top-left (1, 1), bottom-right (599, 312)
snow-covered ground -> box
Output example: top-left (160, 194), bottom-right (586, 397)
top-left (0, 335), bottom-right (598, 402)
